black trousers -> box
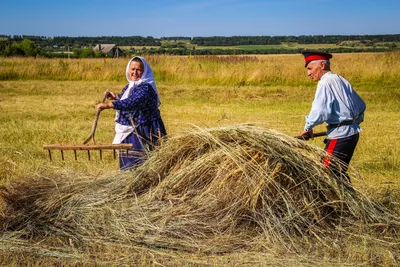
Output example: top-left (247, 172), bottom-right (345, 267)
top-left (323, 133), bottom-right (360, 180)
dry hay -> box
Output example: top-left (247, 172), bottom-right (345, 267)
top-left (0, 124), bottom-right (399, 261)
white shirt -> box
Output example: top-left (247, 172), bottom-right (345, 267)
top-left (304, 71), bottom-right (366, 139)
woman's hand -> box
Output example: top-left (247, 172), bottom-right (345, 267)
top-left (104, 89), bottom-right (118, 100)
top-left (96, 102), bottom-right (114, 111)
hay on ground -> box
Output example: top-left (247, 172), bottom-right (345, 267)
top-left (0, 124), bottom-right (399, 259)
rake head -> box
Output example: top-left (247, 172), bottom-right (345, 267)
top-left (43, 93), bottom-right (134, 161)
top-left (43, 143), bottom-right (132, 161)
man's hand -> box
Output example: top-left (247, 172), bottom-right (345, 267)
top-left (300, 129), bottom-right (314, 140)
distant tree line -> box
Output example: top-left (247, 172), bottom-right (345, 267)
top-left (0, 34), bottom-right (398, 57)
top-left (52, 36), bottom-right (161, 47)
top-left (191, 34), bottom-right (400, 46)
top-left (160, 37), bottom-right (192, 41)
top-left (0, 35), bottom-right (161, 48)
top-left (0, 38), bottom-right (104, 58)
top-left (0, 39), bottom-right (39, 57)
top-left (2, 34), bottom-right (400, 48)
top-left (192, 36), bottom-right (283, 46)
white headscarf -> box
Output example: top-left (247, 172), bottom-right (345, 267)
top-left (113, 56), bottom-right (160, 144)
top-left (121, 56), bottom-right (160, 104)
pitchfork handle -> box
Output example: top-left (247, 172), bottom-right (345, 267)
top-left (83, 93), bottom-right (108, 145)
top-left (294, 131), bottom-right (327, 140)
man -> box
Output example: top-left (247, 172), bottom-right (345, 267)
top-left (300, 51), bottom-right (366, 181)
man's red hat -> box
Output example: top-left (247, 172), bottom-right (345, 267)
top-left (301, 50), bottom-right (332, 67)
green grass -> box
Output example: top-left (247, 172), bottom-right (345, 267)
top-left (121, 40), bottom-right (400, 52)
top-left (1, 79), bottom-right (399, 187)
top-left (1, 53), bottom-right (400, 183)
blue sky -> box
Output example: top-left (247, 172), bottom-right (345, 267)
top-left (1, 0), bottom-right (399, 37)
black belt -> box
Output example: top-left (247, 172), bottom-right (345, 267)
top-left (327, 120), bottom-right (355, 130)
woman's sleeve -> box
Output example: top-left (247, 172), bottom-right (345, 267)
top-left (116, 85), bottom-right (127, 100)
top-left (112, 84), bottom-right (151, 111)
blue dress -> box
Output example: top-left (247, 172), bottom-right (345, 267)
top-left (112, 82), bottom-right (167, 170)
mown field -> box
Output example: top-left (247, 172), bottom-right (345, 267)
top-left (120, 40), bottom-right (400, 52)
top-left (0, 53), bottom-right (400, 266)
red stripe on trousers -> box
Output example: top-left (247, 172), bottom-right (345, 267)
top-left (324, 139), bottom-right (338, 166)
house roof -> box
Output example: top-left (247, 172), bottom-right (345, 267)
top-left (93, 44), bottom-right (116, 53)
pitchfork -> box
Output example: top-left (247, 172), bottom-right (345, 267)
top-left (294, 131), bottom-right (327, 140)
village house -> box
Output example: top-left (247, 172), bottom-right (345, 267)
top-left (93, 44), bottom-right (124, 57)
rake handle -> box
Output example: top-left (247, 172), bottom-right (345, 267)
top-left (294, 131), bottom-right (327, 140)
top-left (83, 93), bottom-right (108, 145)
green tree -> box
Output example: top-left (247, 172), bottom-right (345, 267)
top-left (19, 38), bottom-right (39, 56)
top-left (95, 50), bottom-right (105, 58)
top-left (72, 48), bottom-right (82, 58)
top-left (80, 47), bottom-right (95, 58)
top-left (0, 40), bottom-right (11, 56)
top-left (11, 42), bottom-right (25, 56)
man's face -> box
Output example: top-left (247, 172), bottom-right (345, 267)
top-left (306, 61), bottom-right (325, 81)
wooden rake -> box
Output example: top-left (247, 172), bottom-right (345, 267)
top-left (43, 94), bottom-right (132, 161)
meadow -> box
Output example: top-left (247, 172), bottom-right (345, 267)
top-left (0, 52), bottom-right (400, 266)
top-left (119, 40), bottom-right (400, 53)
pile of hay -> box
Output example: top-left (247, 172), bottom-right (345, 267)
top-left (1, 125), bottom-right (399, 258)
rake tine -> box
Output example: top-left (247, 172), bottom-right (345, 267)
top-left (43, 144), bottom-right (132, 161)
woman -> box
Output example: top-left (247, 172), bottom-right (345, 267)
top-left (96, 56), bottom-right (167, 170)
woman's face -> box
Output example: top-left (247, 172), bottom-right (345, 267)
top-left (129, 60), bottom-right (144, 81)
